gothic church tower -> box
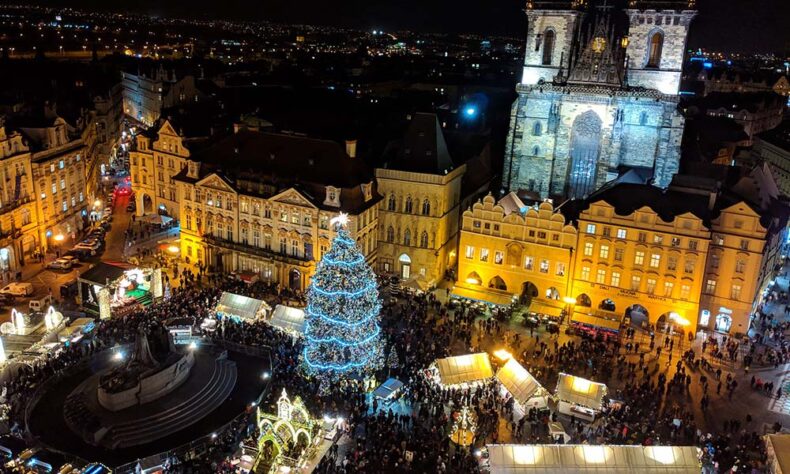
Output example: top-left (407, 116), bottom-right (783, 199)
top-left (504, 0), bottom-right (696, 200)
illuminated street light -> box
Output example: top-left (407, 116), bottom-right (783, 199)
top-left (53, 234), bottom-right (65, 242)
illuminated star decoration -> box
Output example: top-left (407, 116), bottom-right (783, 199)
top-left (329, 212), bottom-right (349, 229)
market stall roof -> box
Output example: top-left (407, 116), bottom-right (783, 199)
top-left (572, 312), bottom-right (622, 331)
top-left (436, 353), bottom-right (493, 386)
top-left (486, 444), bottom-right (702, 473)
top-left (527, 300), bottom-right (563, 317)
top-left (496, 359), bottom-right (545, 406)
top-left (79, 262), bottom-right (133, 286)
top-left (451, 285), bottom-right (513, 306)
top-left (269, 305), bottom-right (306, 334)
top-left (215, 292), bottom-right (269, 321)
top-left (765, 434), bottom-right (790, 474)
top-left (373, 378), bottom-right (404, 400)
top-left (555, 373), bottom-right (607, 410)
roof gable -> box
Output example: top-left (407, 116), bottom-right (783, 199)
top-left (269, 188), bottom-right (317, 209)
top-left (158, 119), bottom-right (179, 137)
top-left (196, 173), bottom-right (236, 193)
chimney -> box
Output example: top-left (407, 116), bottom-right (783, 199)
top-left (345, 139), bottom-right (357, 158)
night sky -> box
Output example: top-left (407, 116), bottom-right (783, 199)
top-left (34, 0), bottom-right (790, 53)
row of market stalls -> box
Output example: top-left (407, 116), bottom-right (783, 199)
top-left (206, 291), bottom-right (307, 337)
top-left (429, 353), bottom-right (607, 422)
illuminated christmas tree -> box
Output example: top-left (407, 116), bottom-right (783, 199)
top-left (303, 214), bottom-right (383, 374)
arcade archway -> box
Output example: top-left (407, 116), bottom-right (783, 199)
top-left (576, 293), bottom-right (592, 307)
top-left (626, 304), bottom-right (649, 330)
top-left (599, 298), bottom-right (616, 312)
top-left (520, 281), bottom-right (539, 305)
top-left (488, 276), bottom-right (507, 291)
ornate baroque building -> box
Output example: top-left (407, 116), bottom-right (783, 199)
top-left (504, 0), bottom-right (695, 198)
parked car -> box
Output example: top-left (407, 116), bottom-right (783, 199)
top-left (47, 257), bottom-right (74, 271)
top-left (0, 282), bottom-right (33, 297)
top-left (64, 248), bottom-right (91, 259)
top-left (29, 294), bottom-right (54, 312)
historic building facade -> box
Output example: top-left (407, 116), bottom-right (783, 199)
top-left (457, 193), bottom-right (577, 307)
top-left (122, 67), bottom-right (200, 127)
top-left (376, 113), bottom-right (466, 286)
top-left (0, 126), bottom-right (38, 276)
top-left (457, 180), bottom-right (785, 336)
top-left (166, 130), bottom-right (380, 290)
top-left (504, 0), bottom-right (695, 198)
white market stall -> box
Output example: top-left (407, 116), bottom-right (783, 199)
top-left (268, 305), bottom-right (306, 336)
top-left (495, 359), bottom-right (548, 413)
top-left (215, 292), bottom-right (271, 322)
top-left (485, 444), bottom-right (702, 473)
top-left (554, 373), bottom-right (607, 422)
top-left (434, 353), bottom-right (493, 387)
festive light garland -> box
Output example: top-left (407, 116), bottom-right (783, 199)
top-left (303, 227), bottom-right (383, 374)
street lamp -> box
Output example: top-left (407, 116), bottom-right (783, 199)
top-left (562, 296), bottom-right (576, 325)
top-left (53, 234), bottom-right (64, 242)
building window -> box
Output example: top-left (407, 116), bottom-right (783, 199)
top-left (639, 111), bottom-right (648, 126)
top-left (596, 269), bottom-right (606, 284)
top-left (291, 213), bottom-right (299, 224)
top-left (614, 248), bottom-right (624, 262)
top-left (680, 284), bottom-right (691, 300)
top-left (688, 240), bottom-right (698, 251)
top-left (647, 30), bottom-right (664, 68)
top-left (638, 232), bottom-right (647, 243)
top-left (533, 121), bottom-right (542, 136)
top-left (581, 266), bottom-right (590, 280)
top-left (62, 200), bottom-right (67, 212)
top-left (646, 278), bottom-right (656, 294)
top-left (387, 226), bottom-right (395, 243)
top-left (60, 179), bottom-right (66, 190)
top-left (494, 251), bottom-right (504, 264)
top-left (710, 254), bottom-right (720, 269)
top-left (611, 272), bottom-right (620, 287)
top-left (602, 227), bottom-right (611, 237)
top-left (586, 224), bottom-right (596, 235)
top-left (653, 234), bottom-right (663, 245)
top-left (524, 256), bottom-right (534, 270)
top-left (541, 29), bottom-right (555, 65)
top-left (388, 194), bottom-right (396, 211)
top-left (532, 146), bottom-right (540, 156)
top-left (616, 228), bottom-right (627, 239)
top-left (631, 275), bottom-right (641, 291)
top-left (584, 242), bottom-right (594, 256)
top-left (465, 245), bottom-right (474, 259)
top-left (740, 239), bottom-right (749, 251)
top-left (664, 281), bottom-right (674, 297)
top-left (280, 212), bottom-right (288, 222)
top-left (422, 199), bottom-right (430, 215)
top-left (556, 262), bottom-right (565, 276)
top-left (735, 259), bottom-right (745, 273)
top-left (404, 229), bottom-right (412, 246)
top-left (671, 237), bottom-right (680, 247)
top-left (538, 231), bottom-right (546, 239)
top-left (420, 232), bottom-right (429, 248)
top-left (634, 251), bottom-right (645, 266)
top-left (528, 230), bottom-right (535, 237)
top-left (684, 259), bottom-right (695, 274)
top-left (291, 240), bottom-right (298, 257)
top-left (474, 220), bottom-right (481, 229)
top-left (539, 259), bottom-right (549, 273)
top-left (649, 253), bottom-right (661, 268)
top-left (594, 245), bottom-right (607, 259)
top-left (279, 240), bottom-right (287, 254)
top-left (705, 279), bottom-right (717, 294)
top-left (405, 197), bottom-right (413, 213)
top-left (667, 256), bottom-right (677, 271)
top-left (731, 284), bottom-right (742, 300)
top-left (480, 248), bottom-right (489, 262)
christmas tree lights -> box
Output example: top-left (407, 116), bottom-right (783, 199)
top-left (303, 218), bottom-right (383, 374)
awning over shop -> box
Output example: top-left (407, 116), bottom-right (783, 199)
top-left (765, 434), bottom-right (790, 474)
top-left (215, 292), bottom-right (270, 321)
top-left (269, 305), bottom-right (306, 335)
top-left (495, 359), bottom-right (546, 407)
top-left (486, 444), bottom-right (702, 473)
top-left (435, 353), bottom-right (493, 386)
top-left (555, 373), bottom-right (607, 410)
top-left (572, 311), bottom-right (622, 331)
top-left (527, 300), bottom-right (564, 316)
top-left (373, 378), bottom-right (404, 400)
top-left (451, 285), bottom-right (513, 306)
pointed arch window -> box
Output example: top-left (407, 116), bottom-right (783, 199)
top-left (647, 31), bottom-right (664, 68)
top-left (387, 194), bottom-right (396, 211)
top-left (404, 229), bottom-right (411, 246)
top-left (386, 226), bottom-right (395, 243)
top-left (421, 199), bottom-right (431, 216)
top-left (404, 196), bottom-right (413, 213)
top-left (533, 121), bottom-right (542, 136)
top-left (542, 29), bottom-right (555, 65)
top-left (420, 231), bottom-right (429, 248)
top-left (532, 145), bottom-right (541, 156)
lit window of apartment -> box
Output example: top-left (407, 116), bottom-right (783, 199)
top-left (596, 269), bottom-right (606, 284)
top-left (680, 284), bottom-right (691, 300)
top-left (610, 272), bottom-right (621, 287)
top-left (631, 275), bottom-right (641, 291)
top-left (671, 237), bottom-right (681, 247)
top-left (480, 248), bottom-right (489, 262)
top-left (556, 263), bottom-right (565, 276)
top-left (646, 278), bottom-right (656, 294)
top-left (731, 284), bottom-right (742, 300)
top-left (494, 251), bottom-right (504, 265)
top-left (649, 253), bottom-right (661, 268)
top-left (525, 256), bottom-right (534, 270)
top-left (586, 224), bottom-right (596, 234)
top-left (688, 240), bottom-right (698, 250)
top-left (740, 239), bottom-right (749, 251)
top-left (599, 245), bottom-right (609, 259)
top-left (663, 281), bottom-right (674, 297)
top-left (634, 251), bottom-right (645, 265)
top-left (465, 245), bottom-right (474, 259)
top-left (710, 254), bottom-right (720, 269)
top-left (581, 266), bottom-right (590, 280)
top-left (705, 279), bottom-right (717, 294)
top-left (614, 248), bottom-right (624, 262)
top-left (616, 228), bottom-right (627, 239)
top-left (667, 256), bottom-right (677, 271)
top-left (735, 259), bottom-right (745, 273)
top-left (653, 234), bottom-right (663, 244)
top-left (584, 242), bottom-right (594, 256)
top-left (684, 259), bottom-right (696, 274)
top-left (539, 259), bottom-right (549, 273)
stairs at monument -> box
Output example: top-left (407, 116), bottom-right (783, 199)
top-left (103, 358), bottom-right (238, 448)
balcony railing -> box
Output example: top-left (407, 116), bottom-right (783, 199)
top-left (203, 234), bottom-right (312, 267)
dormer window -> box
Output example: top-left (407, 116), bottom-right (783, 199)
top-left (361, 183), bottom-right (373, 202)
top-left (324, 186), bottom-right (341, 207)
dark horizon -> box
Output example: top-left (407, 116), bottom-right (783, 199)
top-left (18, 0), bottom-right (790, 54)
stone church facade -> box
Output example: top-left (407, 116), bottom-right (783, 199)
top-left (504, 0), bottom-right (696, 199)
